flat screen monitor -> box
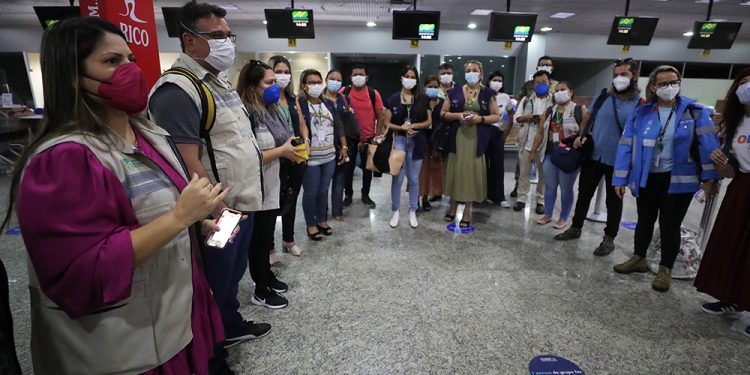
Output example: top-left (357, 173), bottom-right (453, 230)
top-left (264, 9), bottom-right (315, 39)
top-left (487, 12), bottom-right (537, 43)
top-left (687, 21), bottom-right (742, 49)
top-left (606, 16), bottom-right (659, 45)
top-left (162, 7), bottom-right (181, 38)
top-left (392, 11), bottom-right (441, 41)
top-left (33, 6), bottom-right (80, 29)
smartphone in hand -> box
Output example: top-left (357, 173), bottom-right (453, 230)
top-left (206, 208), bottom-right (242, 249)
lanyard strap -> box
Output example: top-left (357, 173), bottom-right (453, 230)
top-left (655, 104), bottom-right (677, 150)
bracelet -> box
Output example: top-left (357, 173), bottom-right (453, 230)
top-left (342, 146), bottom-right (349, 150)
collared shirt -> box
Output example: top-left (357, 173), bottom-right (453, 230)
top-left (591, 95), bottom-right (641, 166)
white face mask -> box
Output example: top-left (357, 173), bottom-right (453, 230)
top-left (352, 75), bottom-right (367, 87)
top-left (736, 82), bottom-right (750, 105)
top-left (205, 38), bottom-right (236, 72)
top-left (554, 90), bottom-right (571, 104)
top-left (656, 84), bottom-right (680, 102)
top-left (613, 76), bottom-right (632, 92)
top-left (401, 77), bottom-right (417, 90)
top-left (489, 81), bottom-right (503, 92)
top-left (537, 65), bottom-right (553, 74)
top-left (307, 84), bottom-right (325, 98)
top-left (275, 74), bottom-right (292, 89)
top-left (440, 74), bottom-right (453, 85)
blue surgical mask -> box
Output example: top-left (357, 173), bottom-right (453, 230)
top-left (465, 72), bottom-right (480, 85)
top-left (263, 83), bottom-right (281, 104)
top-left (535, 83), bottom-right (549, 97)
top-left (327, 80), bottom-right (342, 93)
top-left (425, 87), bottom-right (440, 98)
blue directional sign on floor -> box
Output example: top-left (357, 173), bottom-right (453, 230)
top-left (447, 223), bottom-right (475, 234)
top-left (4, 227), bottom-right (20, 236)
top-left (529, 355), bottom-right (584, 375)
top-left (621, 221), bottom-right (637, 231)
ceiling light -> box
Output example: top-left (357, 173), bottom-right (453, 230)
top-left (502, 55), bottom-right (509, 58)
top-left (219, 4), bottom-right (239, 11)
top-left (695, 0), bottom-right (721, 3)
top-left (457, 56), bottom-right (462, 60)
top-left (540, 27), bottom-right (553, 32)
top-left (683, 31), bottom-right (694, 36)
top-left (741, 1), bottom-right (750, 5)
top-left (550, 12), bottom-right (575, 19)
top-left (263, 20), bottom-right (267, 25)
top-left (468, 23), bottom-right (477, 29)
top-left (471, 9), bottom-right (493, 16)
top-left (366, 21), bottom-right (377, 27)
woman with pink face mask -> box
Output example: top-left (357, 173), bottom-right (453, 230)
top-left (3, 17), bottom-right (232, 374)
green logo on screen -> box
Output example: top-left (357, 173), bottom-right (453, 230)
top-left (699, 22), bottom-right (717, 38)
top-left (618, 18), bottom-right (635, 27)
top-left (44, 19), bottom-right (60, 27)
top-left (292, 11), bottom-right (309, 22)
top-left (418, 23), bottom-right (436, 39)
top-left (513, 25), bottom-right (531, 41)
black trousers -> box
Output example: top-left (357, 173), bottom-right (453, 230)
top-left (280, 162), bottom-right (305, 243)
top-left (571, 159), bottom-right (623, 239)
top-left (634, 172), bottom-right (693, 269)
top-left (344, 144), bottom-right (373, 197)
top-left (486, 127), bottom-right (506, 202)
top-left (248, 209), bottom-right (278, 292)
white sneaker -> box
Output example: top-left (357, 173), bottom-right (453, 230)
top-left (409, 211), bottom-right (419, 228)
top-left (389, 211), bottom-right (400, 228)
top-left (500, 200), bottom-right (511, 208)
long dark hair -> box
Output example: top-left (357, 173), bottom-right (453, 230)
top-left (297, 69), bottom-right (323, 100)
top-left (236, 60), bottom-right (272, 114)
top-left (400, 65), bottom-right (427, 122)
top-left (325, 69), bottom-right (342, 96)
top-left (488, 70), bottom-right (505, 93)
top-left (721, 67), bottom-right (750, 142)
top-left (2, 17), bottom-right (127, 232)
top-left (268, 55), bottom-right (294, 100)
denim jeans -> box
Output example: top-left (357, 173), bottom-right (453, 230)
top-left (302, 159), bottom-right (336, 227)
top-left (542, 157), bottom-right (580, 220)
top-left (391, 135), bottom-right (423, 212)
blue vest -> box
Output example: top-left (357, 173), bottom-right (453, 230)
top-left (386, 92), bottom-right (428, 160)
top-left (446, 86), bottom-right (495, 157)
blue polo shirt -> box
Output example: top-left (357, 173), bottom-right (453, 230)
top-left (591, 95), bottom-right (641, 166)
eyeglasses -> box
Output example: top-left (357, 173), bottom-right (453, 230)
top-left (655, 80), bottom-right (681, 88)
top-left (615, 58), bottom-right (634, 65)
top-left (193, 30), bottom-right (236, 43)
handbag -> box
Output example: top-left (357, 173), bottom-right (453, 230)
top-left (366, 132), bottom-right (406, 176)
top-left (339, 94), bottom-right (361, 141)
top-left (550, 134), bottom-right (585, 173)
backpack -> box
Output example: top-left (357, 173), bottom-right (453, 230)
top-left (343, 85), bottom-right (378, 114)
top-left (160, 67), bottom-right (220, 182)
top-left (581, 88), bottom-right (645, 157)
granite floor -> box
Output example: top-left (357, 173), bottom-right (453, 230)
top-left (1, 154), bottom-right (749, 374)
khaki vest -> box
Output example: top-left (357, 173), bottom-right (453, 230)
top-left (149, 54), bottom-right (264, 211)
top-left (28, 120), bottom-right (193, 375)
top-left (517, 94), bottom-right (554, 156)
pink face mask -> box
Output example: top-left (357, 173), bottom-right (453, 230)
top-left (85, 63), bottom-right (148, 114)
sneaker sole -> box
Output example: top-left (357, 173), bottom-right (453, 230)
top-left (652, 284), bottom-right (670, 292)
top-left (251, 297), bottom-right (288, 309)
top-left (700, 306), bottom-right (743, 316)
top-left (224, 329), bottom-right (272, 348)
top-left (593, 248), bottom-right (614, 256)
top-left (271, 288), bottom-right (288, 294)
top-left (613, 267), bottom-right (650, 274)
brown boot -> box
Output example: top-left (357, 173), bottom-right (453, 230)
top-left (613, 256), bottom-right (649, 274)
top-left (652, 266), bottom-right (672, 292)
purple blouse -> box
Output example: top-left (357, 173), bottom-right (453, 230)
top-left (17, 130), bottom-right (223, 375)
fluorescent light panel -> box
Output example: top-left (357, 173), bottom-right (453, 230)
top-left (471, 9), bottom-right (493, 16)
top-left (550, 12), bottom-right (575, 19)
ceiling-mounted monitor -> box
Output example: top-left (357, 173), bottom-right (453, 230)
top-left (33, 6), bottom-right (80, 29)
top-left (392, 11), bottom-right (441, 40)
top-left (687, 21), bottom-right (742, 49)
top-left (264, 9), bottom-right (315, 39)
top-left (606, 16), bottom-right (659, 46)
top-left (162, 7), bottom-right (181, 38)
top-left (487, 12), bottom-right (537, 43)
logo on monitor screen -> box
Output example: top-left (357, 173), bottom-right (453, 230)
top-left (419, 23), bottom-right (436, 39)
top-left (45, 19), bottom-right (60, 27)
top-left (292, 10), bottom-right (310, 27)
top-left (617, 17), bottom-right (634, 34)
top-left (699, 22), bottom-right (717, 38)
top-left (513, 25), bottom-right (531, 41)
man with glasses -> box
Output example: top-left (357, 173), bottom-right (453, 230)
top-left (555, 58), bottom-right (644, 257)
top-left (148, 3), bottom-right (267, 373)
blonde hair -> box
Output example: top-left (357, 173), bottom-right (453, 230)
top-left (646, 65), bottom-right (681, 102)
top-left (464, 60), bottom-right (484, 86)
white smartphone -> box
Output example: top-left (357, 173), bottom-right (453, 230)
top-left (206, 208), bottom-right (242, 248)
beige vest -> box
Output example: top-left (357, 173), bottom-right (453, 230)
top-left (28, 120), bottom-right (193, 375)
top-left (149, 54), bottom-right (264, 211)
top-left (516, 94), bottom-right (553, 156)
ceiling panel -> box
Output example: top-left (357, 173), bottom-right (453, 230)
top-left (1, 0), bottom-right (748, 39)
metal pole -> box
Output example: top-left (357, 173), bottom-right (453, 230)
top-left (507, 0), bottom-right (511, 13)
top-left (706, 0), bottom-right (714, 21)
top-left (625, 0), bottom-right (630, 16)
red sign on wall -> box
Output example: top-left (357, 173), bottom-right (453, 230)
top-left (80, 0), bottom-right (162, 88)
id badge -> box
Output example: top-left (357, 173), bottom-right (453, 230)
top-left (654, 152), bottom-right (661, 167)
top-left (404, 118), bottom-right (412, 125)
top-left (552, 133), bottom-right (560, 143)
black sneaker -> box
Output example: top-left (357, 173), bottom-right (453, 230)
top-left (554, 227), bottom-right (582, 241)
top-left (251, 287), bottom-right (288, 309)
top-left (362, 196), bottom-right (377, 208)
top-left (535, 204), bottom-right (545, 215)
top-left (429, 195), bottom-right (442, 202)
top-left (701, 302), bottom-right (744, 315)
top-left (224, 320), bottom-right (271, 348)
top-left (513, 202), bottom-right (525, 211)
top-left (509, 189), bottom-right (518, 198)
top-left (343, 195), bottom-right (353, 207)
top-left (269, 272), bottom-right (288, 293)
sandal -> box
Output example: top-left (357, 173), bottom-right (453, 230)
top-left (536, 216), bottom-right (552, 225)
top-left (317, 224), bottom-right (333, 236)
top-left (444, 212), bottom-right (456, 222)
top-left (282, 242), bottom-right (304, 257)
top-left (553, 220), bottom-right (567, 230)
top-left (459, 220), bottom-right (471, 228)
top-left (307, 229), bottom-right (323, 241)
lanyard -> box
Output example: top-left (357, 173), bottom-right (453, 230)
top-left (655, 104), bottom-right (677, 151)
top-left (401, 93), bottom-right (413, 123)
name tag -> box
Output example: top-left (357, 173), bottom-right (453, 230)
top-left (643, 139), bottom-right (656, 147)
top-left (552, 133), bottom-right (560, 143)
